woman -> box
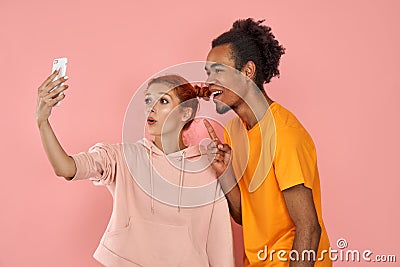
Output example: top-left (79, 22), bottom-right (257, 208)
top-left (36, 71), bottom-right (234, 267)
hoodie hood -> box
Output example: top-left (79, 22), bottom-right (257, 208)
top-left (139, 138), bottom-right (205, 159)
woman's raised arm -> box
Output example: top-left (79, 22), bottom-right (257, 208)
top-left (36, 70), bottom-right (76, 179)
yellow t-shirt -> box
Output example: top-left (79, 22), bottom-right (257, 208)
top-left (224, 102), bottom-right (331, 267)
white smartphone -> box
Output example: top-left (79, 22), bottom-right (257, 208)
top-left (51, 57), bottom-right (68, 106)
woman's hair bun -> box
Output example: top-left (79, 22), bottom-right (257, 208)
top-left (193, 83), bottom-right (211, 99)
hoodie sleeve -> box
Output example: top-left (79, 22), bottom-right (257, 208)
top-left (206, 194), bottom-right (235, 267)
top-left (70, 143), bottom-right (118, 185)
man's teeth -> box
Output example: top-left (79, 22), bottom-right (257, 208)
top-left (212, 90), bottom-right (223, 96)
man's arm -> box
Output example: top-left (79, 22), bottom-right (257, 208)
top-left (203, 119), bottom-right (242, 225)
top-left (282, 184), bottom-right (321, 267)
top-left (223, 183), bottom-right (242, 225)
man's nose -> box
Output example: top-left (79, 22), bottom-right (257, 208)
top-left (205, 75), bottom-right (213, 84)
top-left (206, 74), bottom-right (218, 86)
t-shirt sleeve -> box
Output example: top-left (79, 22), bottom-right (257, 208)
top-left (274, 127), bottom-right (317, 191)
top-left (70, 143), bottom-right (118, 185)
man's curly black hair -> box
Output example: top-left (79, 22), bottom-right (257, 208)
top-left (212, 18), bottom-right (285, 89)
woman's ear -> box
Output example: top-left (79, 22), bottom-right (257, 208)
top-left (181, 107), bottom-right (193, 122)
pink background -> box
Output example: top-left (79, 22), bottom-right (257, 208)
top-left (1, 1), bottom-right (399, 266)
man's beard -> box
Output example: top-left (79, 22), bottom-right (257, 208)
top-left (215, 101), bottom-right (231, 114)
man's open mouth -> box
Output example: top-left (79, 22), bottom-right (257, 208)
top-left (211, 90), bottom-right (223, 98)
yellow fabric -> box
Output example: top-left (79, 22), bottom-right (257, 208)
top-left (224, 102), bottom-right (331, 267)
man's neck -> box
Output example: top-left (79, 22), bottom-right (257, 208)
top-left (233, 89), bottom-right (274, 130)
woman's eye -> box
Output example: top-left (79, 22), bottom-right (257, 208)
top-left (215, 69), bottom-right (223, 73)
top-left (160, 98), bottom-right (169, 104)
top-left (144, 98), bottom-right (152, 105)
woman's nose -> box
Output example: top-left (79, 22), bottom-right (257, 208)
top-left (145, 105), bottom-right (155, 116)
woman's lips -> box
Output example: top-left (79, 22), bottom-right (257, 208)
top-left (147, 117), bottom-right (157, 125)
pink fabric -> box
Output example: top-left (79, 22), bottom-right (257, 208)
top-left (70, 140), bottom-right (234, 267)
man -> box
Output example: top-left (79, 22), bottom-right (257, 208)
top-left (203, 18), bottom-right (331, 266)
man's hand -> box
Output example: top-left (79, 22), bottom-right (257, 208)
top-left (203, 119), bottom-right (232, 178)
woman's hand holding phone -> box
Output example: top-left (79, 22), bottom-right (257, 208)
top-left (36, 70), bottom-right (69, 127)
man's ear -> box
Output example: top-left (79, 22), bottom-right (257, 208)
top-left (181, 107), bottom-right (193, 122)
top-left (242, 61), bottom-right (256, 80)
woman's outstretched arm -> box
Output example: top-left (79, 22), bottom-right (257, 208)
top-left (36, 70), bottom-right (75, 179)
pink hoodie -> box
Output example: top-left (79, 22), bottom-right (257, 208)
top-left (70, 138), bottom-right (234, 267)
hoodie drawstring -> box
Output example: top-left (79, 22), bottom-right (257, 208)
top-left (177, 150), bottom-right (186, 212)
top-left (149, 146), bottom-right (155, 214)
